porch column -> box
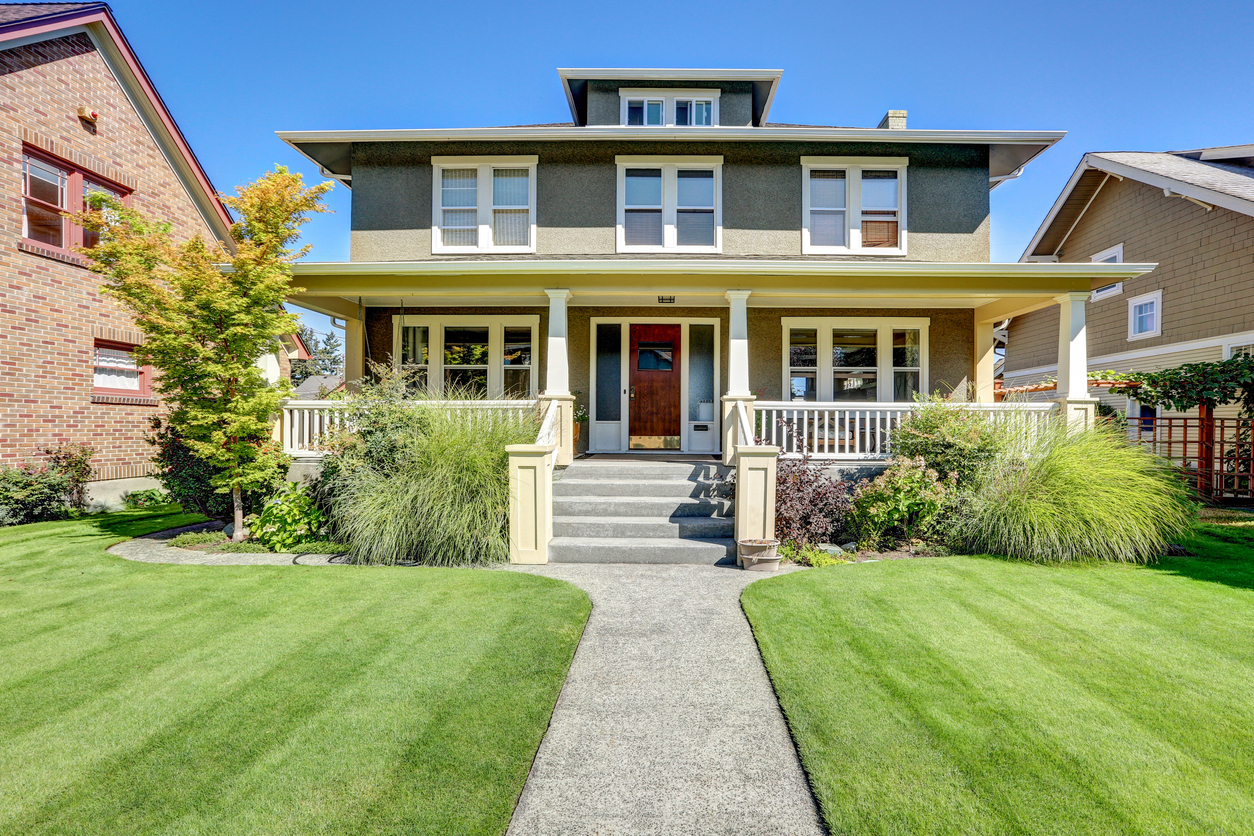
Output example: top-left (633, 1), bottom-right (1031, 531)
top-left (344, 315), bottom-right (365, 393)
top-left (543, 289), bottom-right (575, 464)
top-left (1054, 291), bottom-right (1097, 425)
top-left (723, 290), bottom-right (754, 465)
top-left (973, 319), bottom-right (997, 403)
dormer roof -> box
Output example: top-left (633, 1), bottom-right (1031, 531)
top-left (557, 68), bottom-right (783, 127)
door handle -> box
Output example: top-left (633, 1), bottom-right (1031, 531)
top-left (629, 386), bottom-right (636, 400)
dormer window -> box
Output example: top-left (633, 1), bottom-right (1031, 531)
top-left (619, 90), bottom-right (720, 127)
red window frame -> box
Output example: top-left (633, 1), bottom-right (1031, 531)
top-left (21, 146), bottom-right (130, 258)
top-left (92, 339), bottom-right (152, 397)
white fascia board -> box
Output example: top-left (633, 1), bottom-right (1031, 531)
top-left (1018, 156), bottom-right (1094, 262)
top-left (276, 126), bottom-right (1065, 146)
top-left (1087, 155), bottom-right (1254, 219)
top-left (288, 259), bottom-right (1155, 280)
top-left (1198, 144), bottom-right (1254, 162)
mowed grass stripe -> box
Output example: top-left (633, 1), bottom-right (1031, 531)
top-left (0, 510), bottom-right (589, 836)
top-left (743, 535), bottom-right (1254, 836)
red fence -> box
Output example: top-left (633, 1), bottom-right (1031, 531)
top-left (1126, 408), bottom-right (1254, 502)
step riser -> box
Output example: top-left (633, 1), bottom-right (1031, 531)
top-left (560, 465), bottom-right (728, 482)
top-left (548, 539), bottom-right (737, 564)
top-left (552, 499), bottom-right (731, 518)
top-left (553, 518), bottom-right (734, 538)
top-left (552, 480), bottom-right (716, 498)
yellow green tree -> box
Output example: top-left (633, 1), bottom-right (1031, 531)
top-left (77, 167), bottom-right (333, 539)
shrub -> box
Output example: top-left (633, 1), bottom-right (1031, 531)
top-left (891, 398), bottom-right (1002, 487)
top-left (850, 457), bottom-right (956, 551)
top-left (0, 444), bottom-right (96, 526)
top-left (946, 418), bottom-right (1196, 562)
top-left (149, 417), bottom-right (281, 520)
top-left (124, 488), bottom-right (168, 508)
top-left (168, 530), bottom-right (227, 548)
top-left (780, 540), bottom-right (849, 568)
top-left (249, 482), bottom-right (328, 552)
top-left (314, 370), bottom-right (540, 566)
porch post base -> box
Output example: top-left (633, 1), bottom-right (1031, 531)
top-left (733, 445), bottom-right (779, 567)
top-left (1053, 397), bottom-right (1099, 428)
top-left (539, 393), bottom-right (576, 465)
top-left (721, 394), bottom-right (756, 466)
top-left (507, 444), bottom-right (554, 564)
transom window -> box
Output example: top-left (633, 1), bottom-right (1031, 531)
top-left (783, 318), bottom-right (928, 402)
top-left (431, 156), bottom-right (537, 254)
top-left (1128, 290), bottom-right (1162, 340)
top-left (617, 156), bottom-right (722, 253)
top-left (393, 316), bottom-right (539, 397)
top-left (22, 151), bottom-right (128, 253)
top-left (801, 157), bottom-right (908, 255)
top-left (619, 89), bottom-right (720, 127)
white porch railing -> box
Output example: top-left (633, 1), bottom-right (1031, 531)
top-left (279, 398), bottom-right (540, 457)
top-left (754, 401), bottom-right (1060, 459)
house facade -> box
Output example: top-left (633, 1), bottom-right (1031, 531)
top-left (0, 3), bottom-right (285, 506)
top-left (1007, 147), bottom-right (1254, 420)
top-left (279, 69), bottom-right (1149, 465)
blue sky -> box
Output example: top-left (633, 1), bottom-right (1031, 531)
top-left (109, 0), bottom-right (1251, 344)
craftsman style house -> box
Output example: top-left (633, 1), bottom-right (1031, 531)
top-left (278, 68), bottom-right (1151, 561)
top-left (1007, 146), bottom-right (1254, 421)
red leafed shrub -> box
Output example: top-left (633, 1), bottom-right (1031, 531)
top-left (774, 452), bottom-right (852, 546)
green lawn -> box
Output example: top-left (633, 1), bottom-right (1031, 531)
top-left (742, 522), bottom-right (1254, 836)
top-left (0, 509), bottom-right (589, 836)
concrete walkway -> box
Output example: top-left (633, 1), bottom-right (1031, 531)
top-left (504, 563), bottom-right (824, 836)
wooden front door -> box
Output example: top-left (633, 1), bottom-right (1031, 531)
top-left (628, 324), bottom-right (682, 449)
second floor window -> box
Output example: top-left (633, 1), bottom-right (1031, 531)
top-left (802, 157), bottom-right (907, 255)
top-left (620, 90), bottom-right (720, 126)
top-left (617, 157), bottom-right (722, 253)
top-left (431, 156), bottom-right (537, 254)
top-left (22, 152), bottom-right (127, 254)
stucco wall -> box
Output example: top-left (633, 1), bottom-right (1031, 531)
top-left (1005, 177), bottom-right (1254, 373)
top-left (585, 79), bottom-right (755, 127)
top-left (349, 141), bottom-right (990, 262)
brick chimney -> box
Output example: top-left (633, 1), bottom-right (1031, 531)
top-left (877, 110), bottom-right (907, 130)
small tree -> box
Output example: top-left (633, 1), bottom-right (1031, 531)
top-left (78, 167), bottom-right (333, 538)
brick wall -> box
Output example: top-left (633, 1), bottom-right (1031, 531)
top-left (1006, 176), bottom-right (1254, 373)
top-left (0, 34), bottom-right (219, 482)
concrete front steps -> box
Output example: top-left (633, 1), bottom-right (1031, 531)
top-left (549, 459), bottom-right (735, 564)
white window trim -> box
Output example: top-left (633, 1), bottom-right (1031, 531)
top-left (431, 156), bottom-right (538, 255)
top-left (801, 157), bottom-right (908, 256)
top-left (1224, 341), bottom-right (1254, 360)
top-left (1091, 282), bottom-right (1123, 302)
top-left (780, 316), bottom-right (929, 402)
top-left (615, 155), bottom-right (722, 254)
top-left (391, 314), bottom-right (540, 397)
top-left (1127, 289), bottom-right (1163, 341)
top-left (618, 89), bottom-right (721, 127)
top-left (1090, 243), bottom-right (1124, 263)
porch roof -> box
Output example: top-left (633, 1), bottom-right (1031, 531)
top-left (286, 259), bottom-right (1155, 323)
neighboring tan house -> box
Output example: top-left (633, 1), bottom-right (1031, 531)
top-left (1006, 146), bottom-right (1254, 422)
top-left (0, 2), bottom-right (235, 506)
top-left (277, 68), bottom-right (1151, 561)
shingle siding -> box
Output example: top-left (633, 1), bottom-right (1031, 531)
top-left (1005, 176), bottom-right (1254, 373)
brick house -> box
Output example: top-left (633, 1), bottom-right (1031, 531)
top-left (0, 2), bottom-right (239, 506)
top-left (1006, 146), bottom-right (1254, 421)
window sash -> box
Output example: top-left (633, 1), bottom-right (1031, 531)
top-left (392, 317), bottom-right (539, 397)
top-left (433, 162), bottom-right (535, 252)
top-left (802, 160), bottom-right (906, 253)
top-left (617, 161), bottom-right (721, 252)
top-left (1133, 302), bottom-right (1156, 334)
top-left (784, 319), bottom-right (927, 402)
top-left (21, 151), bottom-right (128, 252)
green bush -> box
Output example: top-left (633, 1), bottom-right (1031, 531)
top-left (780, 540), bottom-right (849, 568)
top-left (314, 370), bottom-right (540, 566)
top-left (248, 482), bottom-right (328, 552)
top-left (891, 398), bottom-right (1003, 487)
top-left (124, 488), bottom-right (168, 508)
top-left (0, 444), bottom-right (95, 526)
top-left (149, 417), bottom-right (281, 520)
top-left (168, 530), bottom-right (227, 548)
top-left (850, 457), bottom-right (956, 551)
top-left (946, 419), bottom-right (1196, 562)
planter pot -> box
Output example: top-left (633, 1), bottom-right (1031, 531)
top-left (574, 422), bottom-right (582, 444)
top-left (739, 538), bottom-right (781, 571)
